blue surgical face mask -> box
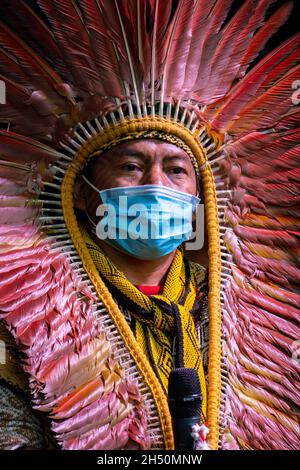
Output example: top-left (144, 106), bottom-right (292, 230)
top-left (82, 176), bottom-right (199, 260)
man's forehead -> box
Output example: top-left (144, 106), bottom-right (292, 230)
top-left (102, 139), bottom-right (190, 161)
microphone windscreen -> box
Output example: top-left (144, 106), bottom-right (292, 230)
top-left (168, 368), bottom-right (202, 418)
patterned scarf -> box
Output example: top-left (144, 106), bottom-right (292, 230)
top-left (83, 229), bottom-right (207, 420)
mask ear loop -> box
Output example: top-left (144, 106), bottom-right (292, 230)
top-left (81, 175), bottom-right (99, 235)
top-left (81, 174), bottom-right (101, 194)
top-left (86, 211), bottom-right (97, 229)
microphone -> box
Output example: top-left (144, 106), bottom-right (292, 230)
top-left (168, 368), bottom-right (202, 451)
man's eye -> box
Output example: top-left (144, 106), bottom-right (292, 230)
top-left (168, 167), bottom-right (187, 175)
top-left (122, 164), bottom-right (141, 172)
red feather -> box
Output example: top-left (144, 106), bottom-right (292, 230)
top-left (37, 0), bottom-right (101, 95)
top-left (151, 0), bottom-right (173, 79)
top-left (238, 2), bottom-right (294, 77)
top-left (0, 0), bottom-right (66, 78)
top-left (261, 45), bottom-right (300, 91)
top-left (275, 110), bottom-right (300, 131)
top-left (119, 0), bottom-right (152, 79)
top-left (228, 65), bottom-right (300, 134)
top-left (233, 224), bottom-right (299, 248)
top-left (183, 0), bottom-right (234, 94)
top-left (160, 0), bottom-right (194, 100)
top-left (79, 0), bottom-right (127, 97)
top-left (0, 21), bottom-right (63, 88)
top-left (0, 48), bottom-right (38, 90)
top-left (194, 0), bottom-right (273, 103)
top-left (209, 33), bottom-right (300, 132)
top-left (0, 76), bottom-right (57, 137)
top-left (0, 131), bottom-right (63, 163)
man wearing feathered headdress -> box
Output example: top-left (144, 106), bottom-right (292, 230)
top-left (0, 0), bottom-right (299, 450)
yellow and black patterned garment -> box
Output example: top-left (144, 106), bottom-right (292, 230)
top-left (83, 228), bottom-right (208, 421)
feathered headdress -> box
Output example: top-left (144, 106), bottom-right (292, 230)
top-left (0, 0), bottom-right (299, 450)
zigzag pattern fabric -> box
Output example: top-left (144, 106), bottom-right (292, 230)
top-left (83, 228), bottom-right (207, 420)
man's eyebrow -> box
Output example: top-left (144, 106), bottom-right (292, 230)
top-left (115, 150), bottom-right (190, 160)
top-left (163, 155), bottom-right (190, 162)
top-left (117, 149), bottom-right (146, 158)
